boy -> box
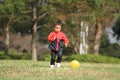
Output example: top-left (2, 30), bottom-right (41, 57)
top-left (47, 23), bottom-right (69, 68)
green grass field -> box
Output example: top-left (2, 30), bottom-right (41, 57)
top-left (0, 60), bottom-right (120, 80)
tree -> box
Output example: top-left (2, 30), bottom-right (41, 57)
top-left (31, 0), bottom-right (38, 61)
top-left (0, 0), bottom-right (25, 55)
top-left (36, 0), bottom-right (120, 55)
top-left (31, 0), bottom-right (47, 61)
top-left (47, 0), bottom-right (89, 54)
top-left (86, 0), bottom-right (120, 55)
top-left (113, 16), bottom-right (120, 40)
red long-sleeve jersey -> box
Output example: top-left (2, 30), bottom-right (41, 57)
top-left (48, 31), bottom-right (69, 44)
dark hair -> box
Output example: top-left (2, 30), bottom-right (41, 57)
top-left (53, 22), bottom-right (62, 27)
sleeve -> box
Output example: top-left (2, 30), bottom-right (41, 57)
top-left (47, 32), bottom-right (55, 42)
top-left (62, 32), bottom-right (69, 44)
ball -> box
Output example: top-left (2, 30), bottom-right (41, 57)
top-left (70, 60), bottom-right (80, 68)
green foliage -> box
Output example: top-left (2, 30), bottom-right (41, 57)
top-left (48, 0), bottom-right (80, 14)
top-left (64, 54), bottom-right (120, 64)
top-left (0, 54), bottom-right (11, 60)
top-left (86, 0), bottom-right (104, 10)
top-left (0, 0), bottom-right (120, 58)
top-left (100, 34), bottom-right (120, 58)
top-left (37, 53), bottom-right (120, 64)
top-left (0, 0), bottom-right (25, 15)
top-left (37, 54), bottom-right (50, 61)
top-left (100, 34), bottom-right (110, 47)
top-left (113, 17), bottom-right (120, 39)
top-left (38, 26), bottom-right (51, 44)
top-left (63, 18), bottom-right (79, 47)
top-left (0, 51), bottom-right (31, 60)
top-left (9, 49), bottom-right (31, 60)
top-left (0, 0), bottom-right (26, 33)
top-left (1, 47), bottom-right (119, 64)
top-left (0, 51), bottom-right (10, 59)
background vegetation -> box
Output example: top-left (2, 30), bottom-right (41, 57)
top-left (0, 0), bottom-right (120, 61)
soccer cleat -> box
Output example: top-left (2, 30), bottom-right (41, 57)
top-left (56, 63), bottom-right (61, 68)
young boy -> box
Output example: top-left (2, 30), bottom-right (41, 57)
top-left (47, 23), bottom-right (69, 68)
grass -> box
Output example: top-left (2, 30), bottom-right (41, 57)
top-left (0, 60), bottom-right (120, 80)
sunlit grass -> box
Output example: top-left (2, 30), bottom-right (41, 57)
top-left (0, 60), bottom-right (120, 80)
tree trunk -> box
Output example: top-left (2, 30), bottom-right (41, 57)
top-left (79, 21), bottom-right (89, 54)
top-left (31, 22), bottom-right (37, 61)
top-left (4, 18), bottom-right (10, 55)
top-left (74, 42), bottom-right (79, 54)
top-left (93, 20), bottom-right (103, 55)
top-left (31, 0), bottom-right (38, 61)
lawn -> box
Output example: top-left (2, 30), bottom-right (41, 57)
top-left (0, 60), bottom-right (120, 80)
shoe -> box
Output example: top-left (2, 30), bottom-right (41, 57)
top-left (56, 63), bottom-right (61, 68)
top-left (50, 65), bottom-right (54, 68)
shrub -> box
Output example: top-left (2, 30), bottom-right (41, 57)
top-left (37, 54), bottom-right (120, 64)
top-left (0, 54), bottom-right (11, 59)
top-left (21, 54), bottom-right (31, 60)
top-left (100, 34), bottom-right (120, 58)
top-left (0, 51), bottom-right (11, 59)
top-left (63, 54), bottom-right (120, 64)
top-left (0, 50), bottom-right (31, 60)
top-left (37, 54), bottom-right (51, 61)
top-left (1, 50), bottom-right (119, 64)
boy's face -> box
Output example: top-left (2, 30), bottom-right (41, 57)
top-left (54, 25), bottom-right (61, 32)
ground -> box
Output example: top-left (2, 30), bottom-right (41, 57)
top-left (0, 60), bottom-right (120, 80)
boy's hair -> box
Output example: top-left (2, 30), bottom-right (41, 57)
top-left (53, 22), bottom-right (62, 27)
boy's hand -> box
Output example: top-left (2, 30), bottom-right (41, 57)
top-left (65, 43), bottom-right (68, 47)
top-left (53, 36), bottom-right (56, 40)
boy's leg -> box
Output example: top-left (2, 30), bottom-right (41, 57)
top-left (50, 50), bottom-right (56, 67)
top-left (56, 48), bottom-right (63, 67)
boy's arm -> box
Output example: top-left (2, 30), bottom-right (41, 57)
top-left (48, 32), bottom-right (56, 42)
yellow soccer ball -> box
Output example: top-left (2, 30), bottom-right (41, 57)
top-left (70, 60), bottom-right (80, 68)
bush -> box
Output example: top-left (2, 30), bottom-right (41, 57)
top-left (21, 54), bottom-right (31, 60)
top-left (0, 51), bottom-right (11, 59)
top-left (1, 50), bottom-right (119, 64)
top-left (37, 54), bottom-right (51, 61)
top-left (0, 54), bottom-right (11, 59)
top-left (64, 54), bottom-right (120, 64)
top-left (37, 54), bottom-right (120, 64)
top-left (0, 50), bottom-right (31, 60)
top-left (100, 34), bottom-right (120, 58)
